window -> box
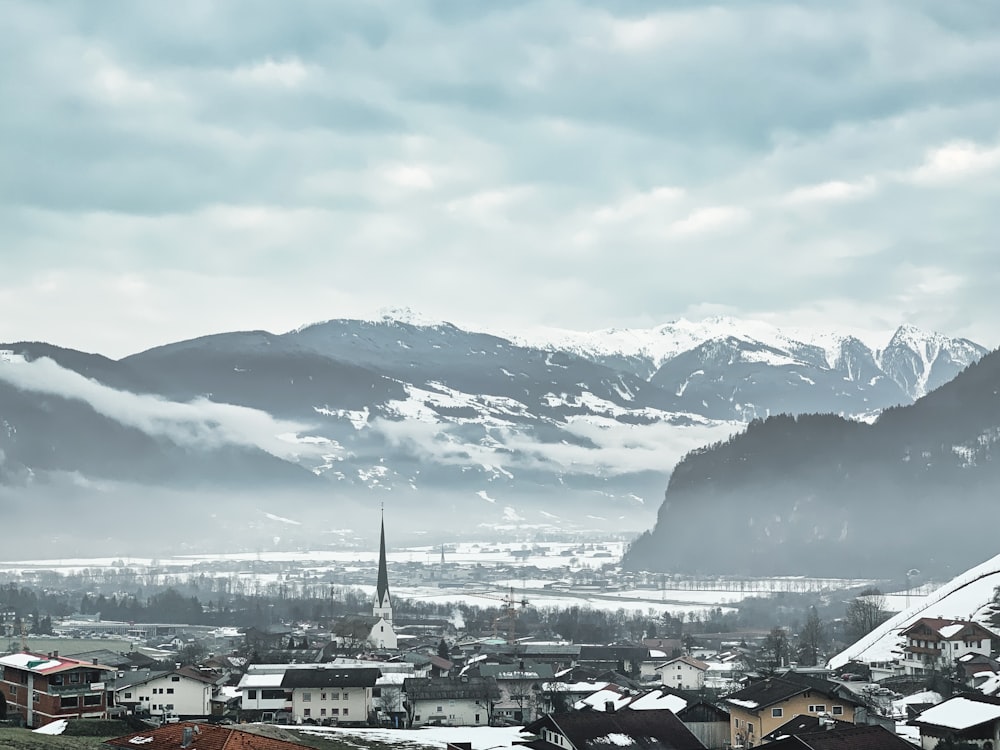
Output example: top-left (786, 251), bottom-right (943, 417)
top-left (771, 708), bottom-right (783, 718)
top-left (70, 673), bottom-right (80, 683)
top-left (124, 692), bottom-right (132, 699)
top-left (247, 690), bottom-right (257, 700)
top-left (61, 696), bottom-right (79, 708)
top-left (166, 688), bottom-right (174, 694)
top-left (84, 694), bottom-right (102, 706)
top-left (171, 676), bottom-right (180, 682)
top-left (304, 708), bottom-right (311, 717)
top-left (832, 706), bottom-right (844, 715)
top-left (437, 706), bottom-right (443, 713)
top-left (332, 708), bottom-right (340, 715)
top-left (303, 692), bottom-right (312, 702)
top-left (343, 708), bottom-right (348, 716)
top-left (321, 708), bottom-right (327, 716)
top-left (33, 691), bottom-right (40, 703)
top-left (343, 692), bottom-right (349, 700)
top-left (808, 704), bottom-right (826, 713)
top-left (321, 693), bottom-right (327, 701)
top-left (165, 704), bottom-right (174, 711)
top-left (8, 686), bottom-right (15, 696)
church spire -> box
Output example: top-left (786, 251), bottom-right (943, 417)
top-left (373, 509), bottom-right (392, 622)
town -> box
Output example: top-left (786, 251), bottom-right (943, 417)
top-left (2, 516), bottom-right (998, 750)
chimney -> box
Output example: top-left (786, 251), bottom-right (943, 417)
top-left (605, 701), bottom-right (616, 713)
top-left (53, 650), bottom-right (58, 658)
top-left (181, 727), bottom-right (194, 748)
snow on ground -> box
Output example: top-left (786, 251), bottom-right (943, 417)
top-left (295, 724), bottom-right (531, 749)
top-left (828, 551), bottom-right (1000, 669)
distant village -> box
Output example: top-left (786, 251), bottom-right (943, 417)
top-left (2, 520), bottom-right (1000, 750)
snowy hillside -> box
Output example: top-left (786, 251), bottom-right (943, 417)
top-left (828, 552), bottom-right (1000, 669)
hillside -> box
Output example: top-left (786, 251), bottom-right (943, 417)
top-left (622, 349), bottom-right (1000, 578)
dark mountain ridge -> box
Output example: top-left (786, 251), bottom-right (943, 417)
top-left (622, 348), bottom-right (1000, 578)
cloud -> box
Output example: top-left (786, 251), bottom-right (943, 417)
top-left (1, 1), bottom-right (1000, 354)
top-left (907, 140), bottom-right (1000, 185)
top-left (0, 356), bottom-right (323, 460)
top-left (782, 178), bottom-right (877, 205)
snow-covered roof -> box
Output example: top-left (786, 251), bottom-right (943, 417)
top-left (238, 673), bottom-right (284, 689)
top-left (939, 623), bottom-right (965, 639)
top-left (575, 687), bottom-right (632, 712)
top-left (627, 691), bottom-right (687, 713)
top-left (914, 697), bottom-right (1000, 730)
top-left (727, 699), bottom-right (759, 709)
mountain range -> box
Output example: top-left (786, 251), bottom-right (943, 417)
top-left (0, 315), bottom-right (987, 559)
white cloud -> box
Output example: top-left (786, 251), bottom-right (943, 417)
top-left (232, 57), bottom-right (310, 87)
top-left (668, 206), bottom-right (750, 237)
top-left (0, 356), bottom-right (322, 460)
top-left (908, 141), bottom-right (1000, 185)
top-left (782, 178), bottom-right (877, 204)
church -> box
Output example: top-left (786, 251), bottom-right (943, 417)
top-left (331, 514), bottom-right (398, 650)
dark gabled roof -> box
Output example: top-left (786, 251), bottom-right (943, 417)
top-left (112, 670), bottom-right (170, 691)
top-left (281, 667), bottom-right (381, 689)
top-left (525, 709), bottom-right (706, 750)
top-left (65, 649), bottom-right (136, 669)
top-left (765, 724), bottom-right (916, 750)
top-left (724, 677), bottom-right (808, 710)
top-left (404, 676), bottom-right (501, 702)
top-left (761, 714), bottom-right (855, 743)
top-left (579, 645), bottom-right (649, 661)
top-left (725, 675), bottom-right (859, 712)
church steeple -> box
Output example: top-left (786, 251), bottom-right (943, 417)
top-left (373, 510), bottom-right (392, 623)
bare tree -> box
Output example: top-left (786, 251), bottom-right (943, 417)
top-left (846, 587), bottom-right (889, 642)
top-left (797, 607), bottom-right (825, 666)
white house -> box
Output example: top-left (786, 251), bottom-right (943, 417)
top-left (113, 667), bottom-right (215, 720)
top-left (900, 618), bottom-right (997, 677)
top-left (404, 676), bottom-right (500, 728)
top-left (280, 667), bottom-right (381, 725)
top-left (238, 670), bottom-right (290, 717)
top-left (654, 656), bottom-right (709, 691)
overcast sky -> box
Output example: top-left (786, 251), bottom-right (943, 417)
top-left (2, 1), bottom-right (999, 358)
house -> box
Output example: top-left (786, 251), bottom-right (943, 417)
top-left (478, 661), bottom-right (556, 724)
top-left (764, 725), bottom-right (916, 750)
top-left (112, 666), bottom-right (216, 720)
top-left (655, 657), bottom-right (710, 691)
top-left (578, 646), bottom-right (648, 679)
top-left (104, 721), bottom-right (309, 749)
top-left (280, 666), bottom-right (380, 725)
top-left (571, 685), bottom-right (730, 750)
top-left (404, 676), bottom-right (500, 727)
top-left (238, 668), bottom-right (291, 720)
top-left (909, 693), bottom-right (1000, 749)
top-left (723, 675), bottom-right (858, 748)
top-left (0, 651), bottom-right (115, 727)
top-left (900, 618), bottom-right (996, 677)
top-left (522, 708), bottom-right (707, 750)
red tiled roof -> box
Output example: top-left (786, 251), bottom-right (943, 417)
top-left (104, 722), bottom-right (308, 750)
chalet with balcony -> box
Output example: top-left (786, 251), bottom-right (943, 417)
top-left (0, 651), bottom-right (115, 727)
top-left (900, 618), bottom-right (996, 677)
